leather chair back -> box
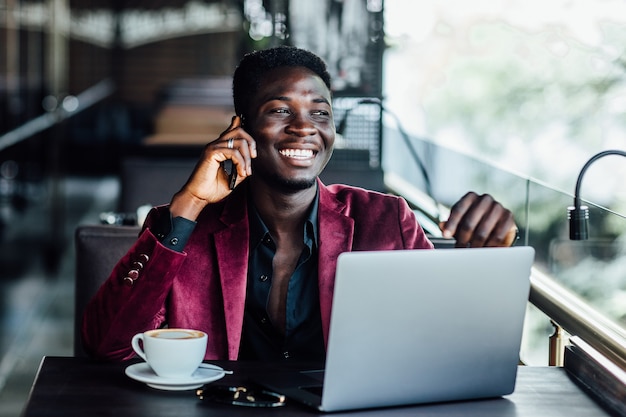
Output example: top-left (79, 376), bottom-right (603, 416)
top-left (120, 156), bottom-right (195, 213)
top-left (118, 149), bottom-right (386, 214)
top-left (74, 224), bottom-right (141, 357)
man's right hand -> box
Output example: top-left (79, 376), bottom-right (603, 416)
top-left (168, 115), bottom-right (257, 221)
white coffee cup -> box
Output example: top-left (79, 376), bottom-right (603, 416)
top-left (131, 328), bottom-right (207, 379)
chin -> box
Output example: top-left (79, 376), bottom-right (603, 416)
top-left (270, 174), bottom-right (317, 193)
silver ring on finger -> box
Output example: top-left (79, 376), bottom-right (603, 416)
top-left (227, 138), bottom-right (234, 149)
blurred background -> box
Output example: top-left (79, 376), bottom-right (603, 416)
top-left (1, 0), bottom-right (625, 415)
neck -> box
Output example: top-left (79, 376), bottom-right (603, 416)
top-left (250, 178), bottom-right (317, 236)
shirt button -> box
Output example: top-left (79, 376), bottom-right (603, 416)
top-left (169, 237), bottom-right (179, 246)
top-left (260, 317), bottom-right (268, 324)
top-left (283, 351), bottom-right (290, 359)
top-left (259, 274), bottom-right (269, 282)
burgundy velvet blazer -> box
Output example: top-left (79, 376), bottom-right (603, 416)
top-left (81, 179), bottom-right (433, 361)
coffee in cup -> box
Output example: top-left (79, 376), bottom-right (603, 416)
top-left (131, 328), bottom-right (207, 378)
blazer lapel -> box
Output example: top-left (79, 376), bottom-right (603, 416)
top-left (317, 181), bottom-right (354, 347)
top-left (211, 181), bottom-right (356, 356)
top-left (214, 185), bottom-right (250, 360)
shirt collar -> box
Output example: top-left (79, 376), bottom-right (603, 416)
top-left (248, 187), bottom-right (319, 250)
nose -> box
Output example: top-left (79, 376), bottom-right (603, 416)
top-left (285, 113), bottom-right (317, 137)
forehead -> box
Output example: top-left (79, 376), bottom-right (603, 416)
top-left (256, 66), bottom-right (332, 101)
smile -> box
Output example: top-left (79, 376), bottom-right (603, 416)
top-left (279, 149), bottom-right (315, 159)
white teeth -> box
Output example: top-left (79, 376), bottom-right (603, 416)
top-left (279, 149), bottom-right (314, 159)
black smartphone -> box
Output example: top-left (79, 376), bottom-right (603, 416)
top-left (221, 115), bottom-right (244, 190)
top-left (222, 159), bottom-right (237, 190)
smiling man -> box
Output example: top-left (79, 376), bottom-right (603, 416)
top-left (82, 46), bottom-right (517, 362)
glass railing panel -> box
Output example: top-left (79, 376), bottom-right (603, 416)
top-left (382, 126), bottom-right (531, 241)
top-left (527, 181), bottom-right (626, 328)
top-left (382, 126), bottom-right (626, 365)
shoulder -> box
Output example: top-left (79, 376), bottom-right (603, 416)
top-left (321, 183), bottom-right (410, 210)
top-left (319, 182), bottom-right (415, 223)
top-left (320, 182), bottom-right (433, 250)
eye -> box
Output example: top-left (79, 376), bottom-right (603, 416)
top-left (270, 108), bottom-right (291, 115)
top-left (311, 109), bottom-right (331, 122)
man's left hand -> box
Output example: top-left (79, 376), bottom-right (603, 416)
top-left (439, 192), bottom-right (518, 248)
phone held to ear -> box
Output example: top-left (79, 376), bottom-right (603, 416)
top-left (221, 159), bottom-right (237, 190)
top-left (221, 114), bottom-right (244, 190)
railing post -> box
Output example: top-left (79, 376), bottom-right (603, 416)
top-left (549, 320), bottom-right (566, 366)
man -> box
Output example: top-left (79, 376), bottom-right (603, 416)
top-left (82, 46), bottom-right (517, 362)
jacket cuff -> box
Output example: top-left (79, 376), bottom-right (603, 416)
top-left (153, 209), bottom-right (197, 252)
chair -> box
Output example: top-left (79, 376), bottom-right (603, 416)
top-left (119, 149), bottom-right (386, 215)
top-left (119, 155), bottom-right (197, 213)
top-left (320, 148), bottom-right (386, 192)
top-left (74, 224), bottom-right (141, 357)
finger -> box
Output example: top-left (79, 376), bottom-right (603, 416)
top-left (504, 225), bottom-right (519, 246)
top-left (461, 202), bottom-right (516, 247)
top-left (216, 116), bottom-right (245, 148)
top-left (230, 114), bottom-right (242, 130)
top-left (222, 115), bottom-right (239, 134)
top-left (226, 116), bottom-right (257, 170)
top-left (466, 206), bottom-right (502, 247)
top-left (452, 196), bottom-right (496, 247)
top-left (483, 220), bottom-right (518, 247)
top-left (234, 115), bottom-right (257, 159)
top-left (227, 142), bottom-right (251, 179)
top-left (212, 117), bottom-right (256, 177)
top-left (218, 137), bottom-right (254, 178)
top-left (440, 192), bottom-right (479, 239)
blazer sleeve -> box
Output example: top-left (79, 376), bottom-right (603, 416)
top-left (81, 213), bottom-right (188, 361)
top-left (397, 194), bottom-right (434, 250)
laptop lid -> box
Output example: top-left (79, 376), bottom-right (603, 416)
top-left (257, 246), bottom-right (534, 412)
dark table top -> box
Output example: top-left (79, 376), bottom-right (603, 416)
top-left (21, 356), bottom-right (611, 417)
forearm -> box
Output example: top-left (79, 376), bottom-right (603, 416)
top-left (81, 228), bottom-right (187, 361)
top-left (169, 189), bottom-right (209, 222)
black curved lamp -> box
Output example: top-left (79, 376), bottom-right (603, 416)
top-left (567, 149), bottom-right (626, 240)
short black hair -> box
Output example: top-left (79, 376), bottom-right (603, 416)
top-left (232, 45), bottom-right (332, 119)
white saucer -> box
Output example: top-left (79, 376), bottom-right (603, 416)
top-left (125, 363), bottom-right (226, 391)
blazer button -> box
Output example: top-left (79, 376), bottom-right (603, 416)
top-left (132, 260), bottom-right (144, 270)
top-left (138, 253), bottom-right (150, 263)
top-left (127, 269), bottom-right (139, 280)
top-left (123, 276), bottom-right (134, 286)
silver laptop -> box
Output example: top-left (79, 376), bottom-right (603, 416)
top-left (255, 246), bottom-right (535, 412)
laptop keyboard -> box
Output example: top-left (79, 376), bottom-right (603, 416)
top-left (300, 369), bottom-right (325, 382)
top-left (298, 370), bottom-right (324, 396)
top-left (301, 385), bottom-right (323, 397)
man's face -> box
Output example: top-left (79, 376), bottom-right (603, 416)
top-left (246, 66), bottom-right (335, 192)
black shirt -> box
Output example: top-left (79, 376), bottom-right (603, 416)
top-left (238, 192), bottom-right (325, 361)
top-left (154, 192), bottom-right (325, 362)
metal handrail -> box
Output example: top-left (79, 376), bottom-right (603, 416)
top-left (0, 78), bottom-right (114, 152)
top-left (386, 173), bottom-right (626, 370)
top-left (529, 268), bottom-right (626, 370)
